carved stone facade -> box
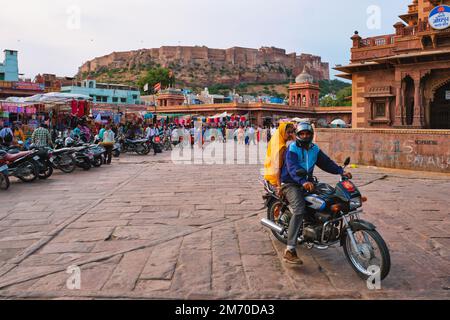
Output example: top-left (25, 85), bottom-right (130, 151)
top-left (336, 0), bottom-right (450, 129)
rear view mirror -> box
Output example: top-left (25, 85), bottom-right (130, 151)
top-left (296, 168), bottom-right (307, 178)
top-left (344, 157), bottom-right (351, 166)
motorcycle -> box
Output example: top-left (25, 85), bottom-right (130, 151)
top-left (162, 133), bottom-right (173, 151)
top-left (88, 143), bottom-right (106, 167)
top-left (49, 147), bottom-right (77, 173)
top-left (260, 157), bottom-right (391, 281)
top-left (151, 134), bottom-right (163, 154)
top-left (119, 135), bottom-right (149, 155)
top-left (0, 149), bottom-right (39, 183)
top-left (64, 137), bottom-right (93, 170)
top-left (0, 161), bottom-right (10, 190)
top-left (30, 146), bottom-right (53, 180)
top-left (112, 140), bottom-right (121, 158)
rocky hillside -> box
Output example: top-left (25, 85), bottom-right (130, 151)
top-left (77, 46), bottom-right (329, 88)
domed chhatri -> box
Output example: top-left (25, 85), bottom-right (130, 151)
top-left (295, 68), bottom-right (314, 84)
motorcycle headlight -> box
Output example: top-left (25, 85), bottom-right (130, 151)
top-left (350, 197), bottom-right (362, 210)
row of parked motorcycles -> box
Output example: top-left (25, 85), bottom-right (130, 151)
top-left (0, 136), bottom-right (120, 191)
top-left (0, 131), bottom-right (176, 191)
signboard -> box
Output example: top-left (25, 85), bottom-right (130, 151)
top-left (429, 5), bottom-right (450, 30)
top-left (446, 90), bottom-right (450, 100)
top-left (12, 82), bottom-right (45, 91)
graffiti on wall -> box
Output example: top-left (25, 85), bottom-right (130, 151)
top-left (318, 133), bottom-right (450, 172)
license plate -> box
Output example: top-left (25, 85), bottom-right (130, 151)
top-left (0, 165), bottom-right (7, 172)
top-left (33, 156), bottom-right (40, 161)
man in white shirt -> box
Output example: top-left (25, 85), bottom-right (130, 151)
top-left (248, 125), bottom-right (256, 145)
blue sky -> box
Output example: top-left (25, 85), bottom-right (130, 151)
top-left (0, 0), bottom-right (410, 80)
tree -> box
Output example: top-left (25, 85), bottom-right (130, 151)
top-left (138, 67), bottom-right (175, 94)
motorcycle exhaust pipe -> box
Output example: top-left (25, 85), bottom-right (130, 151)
top-left (261, 218), bottom-right (284, 235)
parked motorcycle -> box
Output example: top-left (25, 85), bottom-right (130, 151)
top-left (119, 135), bottom-right (149, 155)
top-left (0, 160), bottom-right (10, 190)
top-left (112, 140), bottom-right (121, 158)
top-left (30, 146), bottom-right (53, 179)
top-left (0, 149), bottom-right (39, 183)
top-left (49, 147), bottom-right (77, 173)
top-left (260, 157), bottom-right (391, 281)
top-left (151, 134), bottom-right (163, 154)
top-left (89, 144), bottom-right (106, 167)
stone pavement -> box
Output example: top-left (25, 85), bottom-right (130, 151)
top-left (0, 148), bottom-right (448, 300)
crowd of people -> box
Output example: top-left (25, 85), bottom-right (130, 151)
top-left (0, 116), bottom-right (286, 152)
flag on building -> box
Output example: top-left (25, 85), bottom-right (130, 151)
top-left (154, 82), bottom-right (161, 92)
top-left (143, 83), bottom-right (149, 92)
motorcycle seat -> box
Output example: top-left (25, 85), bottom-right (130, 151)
top-left (4, 151), bottom-right (34, 162)
top-left (127, 139), bottom-right (146, 143)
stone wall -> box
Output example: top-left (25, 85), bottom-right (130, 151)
top-left (315, 128), bottom-right (450, 172)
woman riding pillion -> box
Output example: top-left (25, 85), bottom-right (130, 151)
top-left (263, 122), bottom-right (296, 195)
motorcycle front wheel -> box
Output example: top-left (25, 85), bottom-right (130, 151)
top-left (343, 229), bottom-right (391, 281)
top-left (0, 173), bottom-right (10, 190)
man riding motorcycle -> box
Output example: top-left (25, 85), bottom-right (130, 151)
top-left (280, 122), bottom-right (352, 264)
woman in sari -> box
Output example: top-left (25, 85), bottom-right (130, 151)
top-left (263, 122), bottom-right (295, 193)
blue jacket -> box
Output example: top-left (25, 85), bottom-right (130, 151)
top-left (281, 142), bottom-right (343, 185)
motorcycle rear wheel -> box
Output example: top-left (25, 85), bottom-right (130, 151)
top-left (16, 161), bottom-right (38, 182)
top-left (343, 229), bottom-right (391, 281)
top-left (0, 173), bottom-right (10, 190)
top-left (58, 154), bottom-right (76, 173)
top-left (38, 162), bottom-right (53, 179)
top-left (92, 156), bottom-right (103, 167)
top-left (136, 144), bottom-right (149, 155)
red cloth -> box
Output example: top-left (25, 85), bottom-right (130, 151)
top-left (71, 100), bottom-right (78, 115)
top-left (77, 101), bottom-right (85, 117)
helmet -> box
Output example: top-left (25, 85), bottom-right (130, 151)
top-left (295, 122), bottom-right (314, 147)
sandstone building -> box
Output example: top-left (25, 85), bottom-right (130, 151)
top-left (335, 0), bottom-right (450, 129)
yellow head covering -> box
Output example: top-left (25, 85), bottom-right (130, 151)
top-left (263, 122), bottom-right (293, 186)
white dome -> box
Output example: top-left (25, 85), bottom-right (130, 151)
top-left (295, 69), bottom-right (314, 83)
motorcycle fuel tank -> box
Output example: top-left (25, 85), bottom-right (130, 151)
top-left (305, 195), bottom-right (327, 212)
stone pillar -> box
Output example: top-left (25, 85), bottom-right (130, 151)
top-left (394, 85), bottom-right (402, 126)
top-left (413, 79), bottom-right (422, 127)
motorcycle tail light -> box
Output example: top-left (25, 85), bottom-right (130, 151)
top-left (155, 137), bottom-right (160, 143)
top-left (330, 204), bottom-right (343, 214)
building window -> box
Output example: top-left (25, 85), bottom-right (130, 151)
top-left (96, 96), bottom-right (102, 102)
top-left (375, 102), bottom-right (386, 118)
top-left (102, 96), bottom-right (107, 102)
top-left (121, 98), bottom-right (126, 103)
top-left (132, 94), bottom-right (138, 100)
top-left (112, 97), bottom-right (118, 103)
